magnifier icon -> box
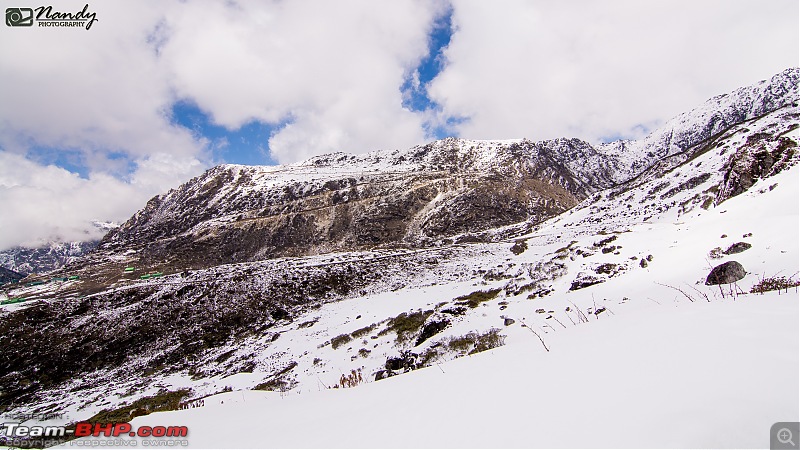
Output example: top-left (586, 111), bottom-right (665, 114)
top-left (778, 428), bottom-right (796, 446)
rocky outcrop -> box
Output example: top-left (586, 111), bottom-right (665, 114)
top-left (91, 139), bottom-right (604, 272)
top-left (0, 267), bottom-right (24, 284)
top-left (718, 134), bottom-right (797, 203)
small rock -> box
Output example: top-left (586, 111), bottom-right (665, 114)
top-left (504, 318), bottom-right (516, 326)
top-left (723, 242), bottom-right (752, 255)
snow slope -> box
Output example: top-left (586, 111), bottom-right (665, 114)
top-left (59, 141), bottom-right (800, 449)
top-left (81, 293), bottom-right (795, 448)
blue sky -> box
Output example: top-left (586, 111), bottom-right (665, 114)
top-left (171, 101), bottom-right (280, 166)
top-left (171, 7), bottom-right (457, 168)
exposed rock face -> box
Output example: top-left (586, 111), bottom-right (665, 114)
top-left (705, 261), bottom-right (746, 285)
top-left (90, 138), bottom-right (615, 272)
top-left (0, 267), bottom-right (24, 284)
top-left (718, 133), bottom-right (797, 203)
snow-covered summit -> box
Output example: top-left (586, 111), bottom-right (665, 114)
top-left (598, 67), bottom-right (799, 181)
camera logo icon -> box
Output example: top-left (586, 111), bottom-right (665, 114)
top-left (6, 8), bottom-right (34, 27)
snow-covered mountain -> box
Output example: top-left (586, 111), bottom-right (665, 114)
top-left (0, 221), bottom-right (118, 276)
top-left (0, 240), bottom-right (99, 276)
top-left (84, 68), bottom-right (797, 273)
top-left (90, 137), bottom-right (616, 273)
top-left (0, 68), bottom-right (798, 448)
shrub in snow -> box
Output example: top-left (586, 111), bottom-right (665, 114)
top-left (569, 272), bottom-right (606, 291)
top-left (750, 276), bottom-right (800, 294)
top-left (510, 239), bottom-right (528, 255)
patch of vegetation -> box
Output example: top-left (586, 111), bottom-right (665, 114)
top-left (447, 335), bottom-right (475, 352)
top-left (379, 310), bottom-right (434, 344)
top-left (470, 329), bottom-right (505, 354)
top-left (554, 240), bottom-right (579, 254)
top-left (454, 289), bottom-right (502, 308)
top-left (254, 378), bottom-right (292, 391)
top-left (334, 369), bottom-right (364, 389)
top-left (441, 306), bottom-right (467, 316)
top-left (708, 247), bottom-right (724, 259)
top-left (253, 362), bottom-right (298, 391)
top-left (357, 348), bottom-right (371, 358)
top-left (350, 323), bottom-right (377, 339)
top-left (593, 235), bottom-right (617, 247)
top-left (331, 333), bottom-right (353, 350)
top-left (507, 281), bottom-right (537, 296)
top-left (445, 329), bottom-right (506, 355)
top-left (750, 276), bottom-right (800, 294)
top-left (595, 263), bottom-right (617, 275)
top-left (86, 389), bottom-right (191, 424)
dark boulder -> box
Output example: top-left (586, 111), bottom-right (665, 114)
top-left (270, 307), bottom-right (291, 321)
top-left (385, 351), bottom-right (417, 372)
top-left (705, 261), bottom-right (746, 285)
top-left (414, 319), bottom-right (450, 346)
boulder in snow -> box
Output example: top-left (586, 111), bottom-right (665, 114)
top-left (724, 242), bottom-right (752, 255)
top-left (705, 261), bottom-right (746, 285)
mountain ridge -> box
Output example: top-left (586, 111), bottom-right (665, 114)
top-left (84, 68), bottom-right (799, 273)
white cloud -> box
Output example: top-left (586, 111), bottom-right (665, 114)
top-left (160, 0), bottom-right (446, 161)
top-left (0, 3), bottom-right (202, 161)
top-left (0, 0), bottom-right (446, 249)
top-left (0, 151), bottom-right (203, 249)
top-left (428, 0), bottom-right (799, 143)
